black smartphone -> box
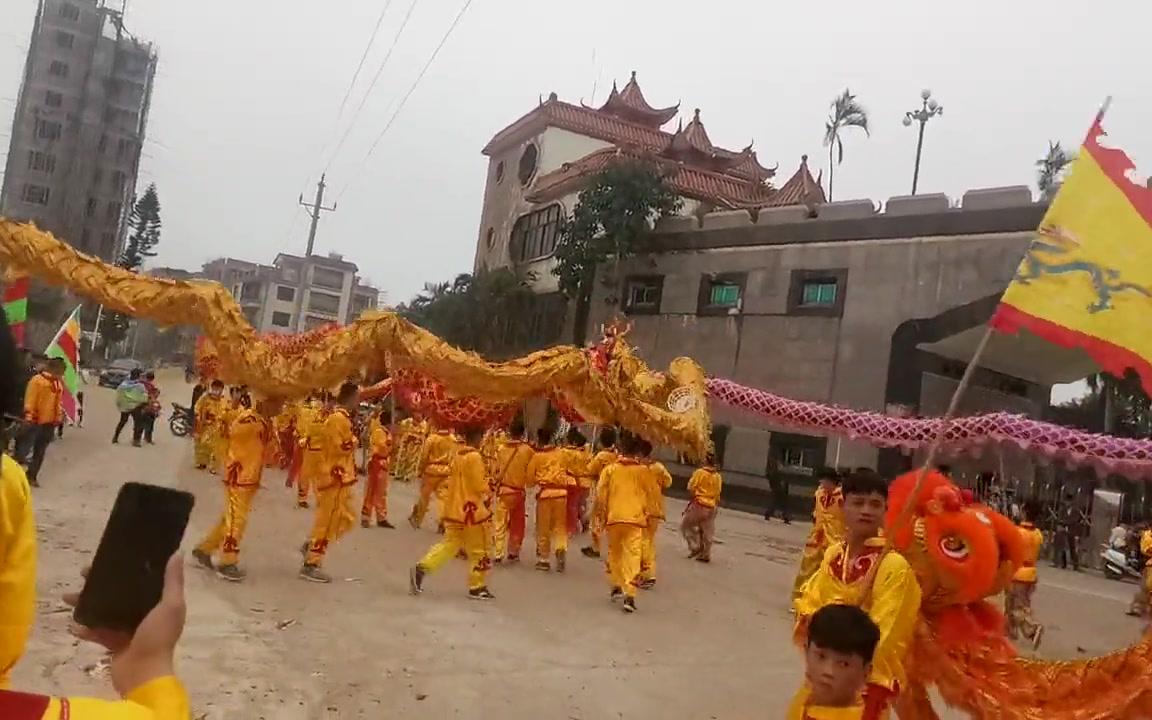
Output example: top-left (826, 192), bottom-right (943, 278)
top-left (73, 482), bottom-right (195, 633)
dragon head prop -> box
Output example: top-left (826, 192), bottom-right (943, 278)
top-left (885, 470), bottom-right (1025, 615)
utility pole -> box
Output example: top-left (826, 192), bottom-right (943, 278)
top-left (291, 174), bottom-right (337, 332)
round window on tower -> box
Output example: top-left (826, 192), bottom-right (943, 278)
top-left (518, 143), bottom-right (538, 186)
top-left (494, 161), bottom-right (505, 185)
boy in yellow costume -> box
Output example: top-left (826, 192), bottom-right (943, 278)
top-left (192, 391), bottom-right (268, 582)
top-left (1, 455), bottom-right (35, 689)
top-left (295, 393), bottom-right (328, 509)
top-left (1004, 500), bottom-right (1044, 648)
top-left (409, 425), bottom-right (496, 600)
top-left (787, 603), bottom-right (881, 720)
top-left (581, 427), bottom-right (618, 560)
top-left (595, 432), bottom-right (653, 614)
top-left (637, 439), bottom-right (671, 589)
top-left (794, 468), bottom-right (845, 599)
top-left (492, 419), bottom-right (534, 563)
top-left (361, 407), bottom-right (394, 528)
top-left (410, 425), bottom-right (457, 529)
top-left (527, 428), bottom-right (574, 572)
top-left (681, 454), bottom-right (722, 563)
top-left (793, 470), bottom-right (921, 719)
top-left (192, 380), bottom-right (225, 471)
top-left (300, 383), bottom-right (360, 584)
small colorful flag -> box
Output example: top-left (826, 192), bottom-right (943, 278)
top-left (991, 109), bottom-right (1152, 393)
top-left (45, 306), bottom-right (82, 421)
top-left (2, 271), bottom-right (29, 347)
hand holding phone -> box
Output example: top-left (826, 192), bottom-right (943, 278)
top-left (73, 483), bottom-right (194, 633)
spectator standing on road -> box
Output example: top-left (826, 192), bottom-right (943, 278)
top-left (1051, 494), bottom-right (1082, 571)
top-left (16, 357), bottom-right (64, 487)
top-left (141, 371), bottom-right (161, 445)
top-left (764, 458), bottom-right (791, 524)
top-left (112, 369), bottom-right (148, 446)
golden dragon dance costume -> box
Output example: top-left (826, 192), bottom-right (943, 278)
top-left (417, 447), bottom-right (493, 590)
top-left (195, 408), bottom-right (268, 566)
top-left (794, 486), bottom-right (845, 599)
top-left (410, 429), bottom-right (456, 528)
top-left (305, 407), bottom-right (358, 567)
top-left (394, 418), bottom-right (429, 484)
top-left (492, 438), bottom-right (534, 561)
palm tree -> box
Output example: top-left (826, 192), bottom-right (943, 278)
top-left (823, 89), bottom-right (870, 202)
top-left (1037, 141), bottom-right (1075, 201)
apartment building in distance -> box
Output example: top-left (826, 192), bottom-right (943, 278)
top-left (1, 0), bottom-right (157, 262)
top-left (200, 252), bottom-right (380, 333)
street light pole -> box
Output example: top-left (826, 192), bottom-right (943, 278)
top-left (903, 89), bottom-right (943, 195)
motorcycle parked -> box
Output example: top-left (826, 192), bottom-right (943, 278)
top-left (1101, 543), bottom-right (1143, 581)
top-left (169, 403), bottom-right (194, 438)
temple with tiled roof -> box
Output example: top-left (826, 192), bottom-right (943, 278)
top-left (474, 71), bottom-right (825, 293)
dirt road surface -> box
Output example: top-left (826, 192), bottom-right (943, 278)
top-left (10, 372), bottom-right (1148, 718)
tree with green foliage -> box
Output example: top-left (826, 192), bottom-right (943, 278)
top-left (823, 89), bottom-right (869, 202)
top-left (552, 161), bottom-right (681, 345)
top-left (102, 184), bottom-right (162, 349)
top-left (1037, 141), bottom-right (1075, 201)
top-left (398, 267), bottom-right (535, 356)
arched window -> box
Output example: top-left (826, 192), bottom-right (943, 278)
top-left (509, 204), bottom-right (563, 262)
top-left (518, 143), bottom-right (539, 186)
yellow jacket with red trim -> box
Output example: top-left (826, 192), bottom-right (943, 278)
top-left (644, 460), bottom-right (673, 520)
top-left (597, 458), bottom-right (653, 527)
top-left (1013, 522), bottom-right (1043, 583)
top-left (0, 456), bottom-right (35, 689)
top-left (494, 439), bottom-right (534, 493)
top-left (526, 446), bottom-right (573, 499)
top-left (420, 431), bottom-right (457, 478)
top-left (0, 675), bottom-right (191, 719)
top-left (225, 408), bottom-right (268, 487)
top-left (319, 408), bottom-right (357, 488)
top-left (441, 448), bottom-right (492, 525)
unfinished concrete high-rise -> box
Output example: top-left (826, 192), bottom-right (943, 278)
top-left (1, 0), bottom-right (157, 264)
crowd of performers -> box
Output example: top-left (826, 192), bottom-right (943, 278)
top-left (183, 378), bottom-right (724, 611)
top-left (786, 467), bottom-right (1049, 719)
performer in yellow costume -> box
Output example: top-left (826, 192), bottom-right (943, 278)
top-left (794, 468), bottom-right (845, 599)
top-left (361, 407), bottom-right (394, 528)
top-left (0, 455), bottom-right (35, 689)
top-left (637, 439), bottom-right (671, 588)
top-left (211, 387), bottom-right (241, 478)
top-left (300, 383), bottom-right (360, 583)
top-left (526, 428), bottom-right (574, 572)
top-left (562, 428), bottom-right (594, 536)
top-left (595, 432), bottom-right (652, 614)
top-left (192, 380), bottom-right (225, 471)
top-left (491, 419), bottom-right (534, 563)
top-left (681, 455), bottom-right (722, 562)
top-left (581, 427), bottom-right (618, 560)
top-left (793, 470), bottom-right (921, 719)
top-left (409, 425), bottom-right (456, 529)
top-left (1004, 500), bottom-right (1044, 648)
top-left (1130, 525), bottom-right (1152, 617)
top-left (192, 391), bottom-right (268, 582)
top-left (787, 604), bottom-right (880, 720)
top-left (409, 425), bottom-right (495, 600)
top-left (296, 393), bottom-right (327, 509)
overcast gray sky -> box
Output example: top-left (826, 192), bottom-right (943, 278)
top-left (2, 0), bottom-right (1150, 307)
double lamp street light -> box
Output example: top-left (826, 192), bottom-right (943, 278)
top-left (903, 89), bottom-right (943, 195)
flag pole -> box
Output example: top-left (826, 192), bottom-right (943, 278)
top-left (891, 326), bottom-right (996, 534)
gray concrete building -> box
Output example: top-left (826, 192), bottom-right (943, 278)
top-left (1, 0), bottom-right (157, 262)
top-left (582, 188), bottom-right (1096, 505)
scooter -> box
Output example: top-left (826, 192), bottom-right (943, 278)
top-left (169, 403), bottom-right (193, 438)
top-left (1101, 544), bottom-right (1143, 581)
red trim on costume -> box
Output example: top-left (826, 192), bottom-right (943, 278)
top-left (0, 689), bottom-right (52, 718)
top-left (990, 302), bottom-right (1152, 395)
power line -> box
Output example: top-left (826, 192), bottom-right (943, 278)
top-left (335, 0), bottom-right (477, 202)
top-left (334, 0), bottom-right (396, 122)
top-left (323, 0), bottom-right (420, 173)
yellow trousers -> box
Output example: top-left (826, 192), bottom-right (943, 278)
top-left (298, 451), bottom-right (323, 504)
top-left (793, 542), bottom-right (826, 599)
top-left (212, 436), bottom-right (229, 474)
top-left (418, 522), bottom-right (491, 590)
top-left (492, 490), bottom-right (526, 560)
top-left (196, 484), bottom-right (258, 565)
top-left (193, 433), bottom-right (215, 468)
top-left (639, 520), bottom-right (661, 582)
top-left (535, 496), bottom-right (568, 560)
top-left (410, 473), bottom-right (447, 527)
top-left (305, 484), bottom-right (356, 566)
top-left (589, 513), bottom-right (604, 553)
top-left (607, 523), bottom-right (644, 597)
